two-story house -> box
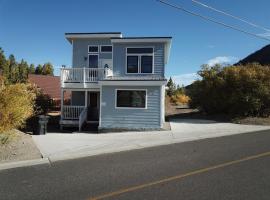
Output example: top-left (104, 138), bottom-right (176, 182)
top-left (60, 32), bottom-right (172, 131)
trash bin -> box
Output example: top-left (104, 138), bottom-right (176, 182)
top-left (38, 115), bottom-right (50, 135)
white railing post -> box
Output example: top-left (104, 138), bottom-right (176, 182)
top-left (83, 67), bottom-right (86, 83)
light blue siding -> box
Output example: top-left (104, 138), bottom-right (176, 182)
top-left (113, 43), bottom-right (165, 77)
top-left (72, 38), bottom-right (112, 67)
top-left (100, 86), bottom-right (161, 130)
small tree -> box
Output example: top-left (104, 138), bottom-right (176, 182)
top-left (166, 77), bottom-right (176, 97)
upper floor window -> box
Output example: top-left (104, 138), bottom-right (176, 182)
top-left (101, 45), bottom-right (112, 53)
top-left (88, 46), bottom-right (99, 53)
top-left (126, 47), bottom-right (154, 74)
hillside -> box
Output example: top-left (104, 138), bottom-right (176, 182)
top-left (237, 44), bottom-right (270, 65)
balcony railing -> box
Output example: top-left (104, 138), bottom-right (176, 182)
top-left (61, 68), bottom-right (113, 83)
top-left (62, 105), bottom-right (85, 119)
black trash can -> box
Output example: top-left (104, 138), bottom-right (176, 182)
top-left (38, 115), bottom-right (50, 135)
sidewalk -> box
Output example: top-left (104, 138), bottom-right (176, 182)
top-left (32, 119), bottom-right (270, 162)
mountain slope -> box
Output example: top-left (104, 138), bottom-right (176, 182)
top-left (237, 44), bottom-right (270, 65)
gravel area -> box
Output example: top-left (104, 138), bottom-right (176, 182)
top-left (0, 130), bottom-right (42, 163)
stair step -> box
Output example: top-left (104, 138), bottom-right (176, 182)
top-left (81, 122), bottom-right (99, 133)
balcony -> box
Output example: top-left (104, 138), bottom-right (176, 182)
top-left (61, 67), bottom-right (113, 88)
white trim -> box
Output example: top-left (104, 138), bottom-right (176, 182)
top-left (115, 89), bottom-right (147, 109)
top-left (88, 45), bottom-right (99, 53)
top-left (111, 38), bottom-right (171, 43)
top-left (160, 85), bottom-right (165, 128)
top-left (71, 40), bottom-right (74, 67)
top-left (99, 86), bottom-right (102, 127)
top-left (100, 80), bottom-right (166, 86)
top-left (100, 45), bottom-right (112, 53)
top-left (125, 47), bottom-right (154, 75)
top-left (88, 53), bottom-right (99, 68)
top-left (112, 44), bottom-right (114, 71)
top-left (61, 88), bottom-right (100, 91)
top-left (66, 33), bottom-right (122, 41)
top-left (85, 91), bottom-right (87, 108)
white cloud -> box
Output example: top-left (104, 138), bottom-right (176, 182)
top-left (207, 56), bottom-right (238, 67)
top-left (171, 73), bottom-right (199, 86)
top-left (257, 31), bottom-right (270, 37)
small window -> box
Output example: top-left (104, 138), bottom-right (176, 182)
top-left (101, 45), bottom-right (112, 52)
top-left (127, 56), bottom-right (139, 73)
top-left (88, 46), bottom-right (99, 53)
top-left (116, 90), bottom-right (146, 108)
top-left (127, 48), bottom-right (153, 54)
top-left (141, 56), bottom-right (153, 73)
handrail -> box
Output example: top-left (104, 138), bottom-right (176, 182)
top-left (62, 105), bottom-right (85, 119)
top-left (61, 68), bottom-right (112, 83)
top-left (79, 107), bottom-right (87, 132)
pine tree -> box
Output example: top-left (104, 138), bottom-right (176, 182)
top-left (0, 48), bottom-right (9, 82)
top-left (29, 64), bottom-right (35, 74)
top-left (18, 59), bottom-right (29, 82)
top-left (166, 77), bottom-right (176, 97)
top-left (35, 64), bottom-right (43, 74)
top-left (42, 62), bottom-right (54, 75)
top-left (8, 54), bottom-right (20, 83)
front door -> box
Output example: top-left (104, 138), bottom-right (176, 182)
top-left (88, 92), bottom-right (99, 121)
top-left (89, 92), bottom-right (98, 108)
top-left (88, 54), bottom-right (98, 68)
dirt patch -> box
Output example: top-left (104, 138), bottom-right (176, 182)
top-left (166, 103), bottom-right (270, 125)
top-left (232, 117), bottom-right (270, 126)
top-left (0, 130), bottom-right (42, 163)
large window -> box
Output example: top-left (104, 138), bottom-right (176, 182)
top-left (126, 47), bottom-right (154, 74)
top-left (116, 90), bottom-right (146, 108)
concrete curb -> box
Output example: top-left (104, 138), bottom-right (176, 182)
top-left (0, 158), bottom-right (50, 171)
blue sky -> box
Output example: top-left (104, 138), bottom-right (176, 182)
top-left (0, 0), bottom-right (270, 85)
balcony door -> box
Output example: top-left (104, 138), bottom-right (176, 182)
top-left (88, 54), bottom-right (98, 68)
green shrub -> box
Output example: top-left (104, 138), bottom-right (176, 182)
top-left (0, 82), bottom-right (36, 133)
top-left (188, 63), bottom-right (270, 117)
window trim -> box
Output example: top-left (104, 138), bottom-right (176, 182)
top-left (88, 45), bottom-right (99, 53)
top-left (125, 47), bottom-right (154, 74)
top-left (115, 89), bottom-right (147, 109)
top-left (100, 45), bottom-right (113, 53)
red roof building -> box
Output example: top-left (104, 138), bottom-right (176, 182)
top-left (28, 74), bottom-right (61, 100)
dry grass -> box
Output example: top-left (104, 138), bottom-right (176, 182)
top-left (0, 129), bottom-right (41, 163)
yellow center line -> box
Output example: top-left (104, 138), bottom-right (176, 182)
top-left (88, 151), bottom-right (270, 200)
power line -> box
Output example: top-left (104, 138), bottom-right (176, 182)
top-left (192, 0), bottom-right (270, 32)
top-left (157, 0), bottom-right (270, 42)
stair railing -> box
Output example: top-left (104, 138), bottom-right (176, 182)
top-left (79, 107), bottom-right (88, 132)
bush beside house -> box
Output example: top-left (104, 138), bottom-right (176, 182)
top-left (166, 77), bottom-right (190, 105)
top-left (0, 78), bottom-right (36, 134)
top-left (188, 63), bottom-right (270, 117)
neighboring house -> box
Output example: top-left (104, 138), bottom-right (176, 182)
top-left (28, 74), bottom-right (62, 107)
top-left (60, 32), bottom-right (172, 131)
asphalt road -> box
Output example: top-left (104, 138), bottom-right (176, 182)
top-left (1, 130), bottom-right (270, 200)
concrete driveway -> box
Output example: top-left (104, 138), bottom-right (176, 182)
top-left (32, 119), bottom-right (270, 162)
